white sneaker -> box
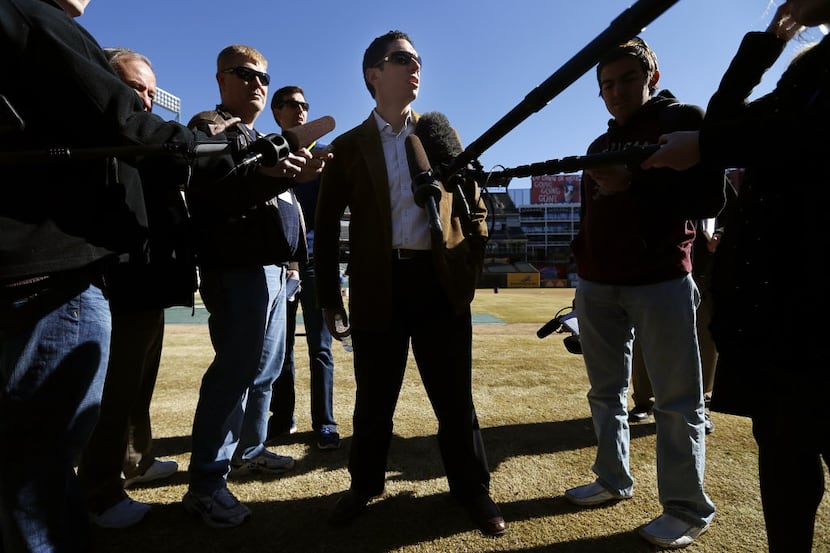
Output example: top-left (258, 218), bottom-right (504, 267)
top-left (638, 513), bottom-right (710, 549)
top-left (124, 459), bottom-right (179, 488)
top-left (89, 497), bottom-right (151, 529)
top-left (564, 481), bottom-right (632, 506)
top-left (183, 487), bottom-right (251, 529)
top-left (232, 449), bottom-right (295, 473)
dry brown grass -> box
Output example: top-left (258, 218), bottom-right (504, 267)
top-left (92, 288), bottom-right (830, 553)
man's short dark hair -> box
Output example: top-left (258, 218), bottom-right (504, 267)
top-left (271, 85), bottom-right (305, 110)
top-left (596, 36), bottom-right (659, 95)
top-left (362, 30), bottom-right (413, 98)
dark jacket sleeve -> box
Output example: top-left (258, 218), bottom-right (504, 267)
top-left (0, 0), bottom-right (233, 276)
top-left (633, 103), bottom-right (726, 220)
top-left (186, 113), bottom-right (296, 218)
top-left (314, 132), bottom-right (352, 312)
top-left (700, 32), bottom-right (830, 169)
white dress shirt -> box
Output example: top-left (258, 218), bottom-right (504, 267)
top-left (372, 110), bottom-right (431, 251)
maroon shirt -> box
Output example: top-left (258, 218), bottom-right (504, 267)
top-left (572, 91), bottom-right (722, 285)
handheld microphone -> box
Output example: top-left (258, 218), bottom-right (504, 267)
top-left (536, 317), bottom-right (563, 339)
top-left (235, 115), bottom-right (336, 171)
top-left (404, 134), bottom-right (443, 239)
top-left (537, 309), bottom-right (582, 354)
top-left (283, 115), bottom-right (336, 151)
top-left (536, 309), bottom-right (578, 339)
top-left (236, 133), bottom-right (291, 169)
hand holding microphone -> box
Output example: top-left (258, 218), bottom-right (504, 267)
top-left (404, 134), bottom-right (444, 239)
top-left (294, 145), bottom-right (334, 183)
top-left (237, 115), bottom-right (336, 175)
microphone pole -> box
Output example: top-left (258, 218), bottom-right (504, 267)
top-left (487, 144), bottom-right (661, 180)
top-left (444, 0), bottom-right (679, 181)
top-left (0, 115), bottom-right (336, 168)
top-left (0, 142), bottom-right (230, 166)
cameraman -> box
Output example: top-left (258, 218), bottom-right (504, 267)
top-left (0, 1), bottom-right (305, 551)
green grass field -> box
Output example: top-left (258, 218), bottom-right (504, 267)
top-left (92, 288), bottom-right (830, 553)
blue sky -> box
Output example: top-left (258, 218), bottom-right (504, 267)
top-left (79, 0), bottom-right (819, 188)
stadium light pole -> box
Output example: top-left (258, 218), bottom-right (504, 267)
top-left (153, 86), bottom-right (181, 122)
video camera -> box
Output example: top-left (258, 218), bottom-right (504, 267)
top-left (537, 304), bottom-right (582, 354)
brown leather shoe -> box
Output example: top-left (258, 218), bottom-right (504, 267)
top-left (328, 490), bottom-right (372, 526)
top-left (462, 494), bottom-right (507, 537)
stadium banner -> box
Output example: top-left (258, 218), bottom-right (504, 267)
top-left (530, 174), bottom-right (581, 204)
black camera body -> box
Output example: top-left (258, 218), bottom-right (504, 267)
top-left (563, 333), bottom-right (582, 355)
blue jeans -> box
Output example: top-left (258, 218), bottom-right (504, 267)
top-left (575, 275), bottom-right (715, 526)
top-left (77, 307), bottom-right (165, 513)
top-left (271, 262), bottom-right (336, 434)
top-left (0, 283), bottom-right (110, 553)
top-left (188, 265), bottom-right (286, 494)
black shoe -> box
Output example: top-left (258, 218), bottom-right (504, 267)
top-left (628, 406), bottom-right (652, 423)
top-left (317, 428), bottom-right (341, 450)
top-left (460, 494), bottom-right (507, 537)
top-left (329, 490), bottom-right (372, 526)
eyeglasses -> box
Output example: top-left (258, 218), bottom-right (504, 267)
top-left (374, 50), bottom-right (422, 68)
top-left (221, 66), bottom-right (271, 86)
top-left (275, 99), bottom-right (309, 111)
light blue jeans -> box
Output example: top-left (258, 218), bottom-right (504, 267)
top-left (188, 265), bottom-right (286, 494)
top-left (0, 283), bottom-right (110, 553)
top-left (575, 275), bottom-right (716, 527)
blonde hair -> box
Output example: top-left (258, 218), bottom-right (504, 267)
top-left (217, 44), bottom-right (267, 71)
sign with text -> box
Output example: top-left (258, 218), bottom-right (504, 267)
top-left (530, 174), bottom-right (581, 205)
top-left (507, 273), bottom-right (540, 288)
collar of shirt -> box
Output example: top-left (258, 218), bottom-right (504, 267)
top-left (372, 110), bottom-right (431, 251)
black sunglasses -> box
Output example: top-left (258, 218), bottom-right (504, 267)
top-left (276, 99), bottom-right (309, 111)
top-left (374, 50), bottom-right (422, 68)
top-left (222, 66), bottom-right (271, 86)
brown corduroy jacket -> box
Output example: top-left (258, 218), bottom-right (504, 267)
top-left (314, 111), bottom-right (488, 330)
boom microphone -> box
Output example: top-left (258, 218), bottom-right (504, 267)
top-left (404, 134), bottom-right (443, 239)
top-left (414, 112), bottom-right (463, 174)
top-left (413, 112), bottom-right (478, 236)
top-left (488, 144), bottom-right (662, 180)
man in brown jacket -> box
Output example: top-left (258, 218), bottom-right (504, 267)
top-left (313, 30), bottom-right (504, 537)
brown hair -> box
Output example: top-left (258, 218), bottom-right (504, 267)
top-left (362, 30), bottom-right (413, 98)
top-left (596, 36), bottom-right (659, 95)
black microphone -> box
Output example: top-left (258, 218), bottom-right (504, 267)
top-left (537, 310), bottom-right (582, 353)
top-left (404, 134), bottom-right (443, 239)
top-left (236, 133), bottom-right (291, 169)
top-left (537, 308), bottom-right (578, 339)
top-left (236, 115), bottom-right (336, 170)
top-left (536, 317), bottom-right (563, 339)
top-left (488, 144), bottom-right (662, 179)
top-left (414, 112), bottom-right (463, 182)
top-left (414, 112), bottom-right (477, 236)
